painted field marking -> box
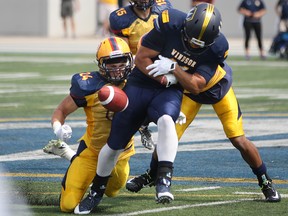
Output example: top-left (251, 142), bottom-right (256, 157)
top-left (175, 186), bottom-right (221, 192)
top-left (103, 199), bottom-right (254, 216)
top-left (235, 191), bottom-right (288, 198)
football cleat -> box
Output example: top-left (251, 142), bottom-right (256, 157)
top-left (126, 169), bottom-right (155, 193)
top-left (43, 139), bottom-right (75, 160)
top-left (74, 190), bottom-right (103, 215)
top-left (138, 126), bottom-right (155, 150)
top-left (155, 177), bottom-right (174, 204)
top-left (261, 180), bottom-right (281, 202)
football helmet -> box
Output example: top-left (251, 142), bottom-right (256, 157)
top-left (182, 3), bottom-right (222, 51)
top-left (129, 0), bottom-right (154, 10)
top-left (96, 37), bottom-right (133, 85)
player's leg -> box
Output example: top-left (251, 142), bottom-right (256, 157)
top-left (126, 94), bottom-right (201, 193)
top-left (60, 140), bottom-right (98, 212)
top-left (148, 87), bottom-right (183, 204)
top-left (213, 87), bottom-right (281, 202)
top-left (176, 93), bottom-right (202, 139)
top-left (105, 157), bottom-right (130, 197)
top-left (106, 140), bottom-right (135, 197)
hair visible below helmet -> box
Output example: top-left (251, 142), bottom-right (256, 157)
top-left (129, 0), bottom-right (154, 10)
top-left (96, 37), bottom-right (133, 85)
top-left (182, 3), bottom-right (222, 51)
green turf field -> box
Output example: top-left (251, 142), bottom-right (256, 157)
top-left (10, 179), bottom-right (288, 216)
top-left (1, 53), bottom-right (288, 120)
top-left (1, 53), bottom-right (287, 215)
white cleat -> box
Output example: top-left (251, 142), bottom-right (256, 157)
top-left (43, 139), bottom-right (75, 160)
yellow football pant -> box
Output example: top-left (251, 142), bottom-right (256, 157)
top-left (60, 141), bottom-right (133, 213)
top-left (176, 87), bottom-right (244, 139)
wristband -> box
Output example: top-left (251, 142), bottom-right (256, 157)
top-left (52, 121), bottom-right (61, 132)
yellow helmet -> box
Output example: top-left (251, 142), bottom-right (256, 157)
top-left (96, 37), bottom-right (133, 85)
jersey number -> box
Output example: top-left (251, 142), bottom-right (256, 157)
top-left (80, 72), bottom-right (93, 81)
top-left (116, 8), bottom-right (127, 17)
top-left (156, 0), bottom-right (167, 5)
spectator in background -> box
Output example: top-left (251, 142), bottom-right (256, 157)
top-left (238, 0), bottom-right (266, 60)
top-left (275, 0), bottom-right (288, 33)
top-left (191, 0), bottom-right (214, 7)
top-left (61, 0), bottom-right (79, 38)
top-left (98, 0), bottom-right (118, 37)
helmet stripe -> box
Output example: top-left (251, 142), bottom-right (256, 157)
top-left (198, 4), bottom-right (214, 41)
top-left (108, 37), bottom-right (119, 51)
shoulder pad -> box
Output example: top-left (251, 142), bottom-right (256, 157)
top-left (109, 6), bottom-right (135, 36)
top-left (154, 8), bottom-right (186, 33)
top-left (211, 33), bottom-right (229, 61)
top-left (151, 0), bottom-right (173, 15)
top-left (70, 72), bottom-right (107, 98)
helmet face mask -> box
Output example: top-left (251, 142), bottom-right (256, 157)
top-left (129, 0), bottom-right (154, 10)
top-left (100, 57), bottom-right (132, 84)
top-left (96, 37), bottom-right (133, 85)
top-left (182, 3), bottom-right (222, 52)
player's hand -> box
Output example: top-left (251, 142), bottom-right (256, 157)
top-left (163, 74), bottom-right (178, 87)
top-left (176, 111), bottom-right (186, 125)
top-left (53, 122), bottom-right (72, 142)
top-left (146, 55), bottom-right (177, 77)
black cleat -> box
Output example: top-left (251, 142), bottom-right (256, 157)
top-left (74, 190), bottom-right (103, 214)
top-left (261, 180), bottom-right (281, 202)
top-left (126, 169), bottom-right (155, 193)
top-left (155, 177), bottom-right (174, 204)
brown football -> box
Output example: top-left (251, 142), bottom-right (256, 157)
top-left (98, 85), bottom-right (129, 112)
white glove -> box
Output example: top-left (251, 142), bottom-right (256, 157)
top-left (176, 111), bottom-right (186, 125)
top-left (53, 121), bottom-right (72, 142)
top-left (146, 55), bottom-right (177, 77)
top-left (164, 73), bottom-right (178, 87)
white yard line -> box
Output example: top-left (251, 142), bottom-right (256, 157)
top-left (235, 192), bottom-right (288, 198)
top-left (175, 186), bottom-right (221, 192)
top-left (102, 199), bottom-right (254, 216)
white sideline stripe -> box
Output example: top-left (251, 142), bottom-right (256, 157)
top-left (104, 199), bottom-right (254, 216)
top-left (175, 186), bottom-right (221, 192)
top-left (235, 192), bottom-right (288, 198)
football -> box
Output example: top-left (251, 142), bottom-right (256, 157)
top-left (98, 85), bottom-right (129, 112)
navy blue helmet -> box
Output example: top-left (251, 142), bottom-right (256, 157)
top-left (182, 3), bottom-right (222, 51)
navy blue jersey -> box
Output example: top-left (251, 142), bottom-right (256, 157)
top-left (130, 8), bottom-right (232, 104)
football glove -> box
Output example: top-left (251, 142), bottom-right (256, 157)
top-left (176, 111), bottom-right (186, 125)
top-left (53, 121), bottom-right (72, 142)
top-left (146, 55), bottom-right (177, 77)
top-left (164, 74), bottom-right (178, 87)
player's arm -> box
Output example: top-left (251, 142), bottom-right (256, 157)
top-left (51, 95), bottom-right (78, 126)
top-left (172, 68), bottom-right (206, 95)
top-left (135, 45), bottom-right (166, 84)
top-left (51, 94), bottom-right (78, 141)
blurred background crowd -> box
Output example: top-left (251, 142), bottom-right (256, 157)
top-left (0, 0), bottom-right (287, 59)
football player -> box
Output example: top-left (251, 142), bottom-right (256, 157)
top-left (109, 0), bottom-right (173, 150)
top-left (47, 37), bottom-right (135, 213)
top-left (74, 2), bottom-right (184, 213)
top-left (126, 3), bottom-right (281, 203)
